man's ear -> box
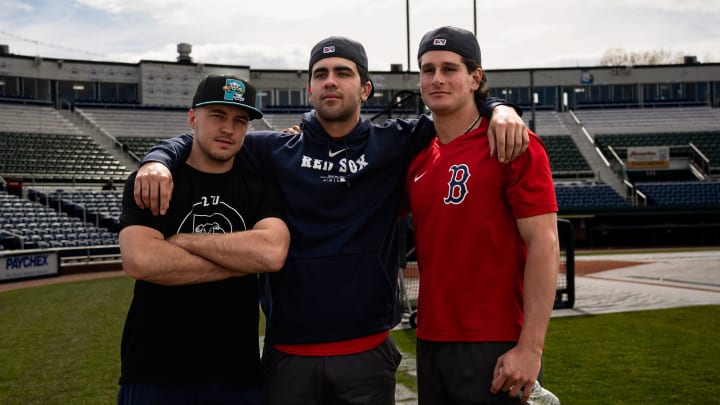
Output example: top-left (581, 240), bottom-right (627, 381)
top-left (361, 81), bottom-right (372, 102)
top-left (472, 69), bottom-right (483, 91)
top-left (307, 85), bottom-right (316, 106)
top-left (188, 108), bottom-right (197, 130)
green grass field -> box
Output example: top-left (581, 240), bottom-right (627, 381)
top-left (1, 275), bottom-right (718, 404)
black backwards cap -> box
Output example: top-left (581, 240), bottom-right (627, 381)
top-left (417, 26), bottom-right (482, 66)
top-left (192, 74), bottom-right (263, 120)
top-left (308, 36), bottom-right (375, 99)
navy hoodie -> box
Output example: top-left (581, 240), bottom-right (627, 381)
top-left (143, 111), bottom-right (435, 344)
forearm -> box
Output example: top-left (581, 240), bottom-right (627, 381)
top-left (518, 237), bottom-right (560, 351)
top-left (120, 227), bottom-right (236, 286)
top-left (516, 215), bottom-right (560, 352)
top-left (169, 218), bottom-right (289, 274)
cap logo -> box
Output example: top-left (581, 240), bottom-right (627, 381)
top-left (323, 45), bottom-right (336, 54)
top-left (222, 79), bottom-right (246, 102)
top-left (433, 38), bottom-right (447, 46)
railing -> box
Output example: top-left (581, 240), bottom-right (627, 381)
top-left (606, 146), bottom-right (626, 179)
top-left (59, 245), bottom-right (121, 266)
top-left (0, 244), bottom-right (120, 265)
top-left (370, 90), bottom-right (423, 122)
top-left (688, 142), bottom-right (711, 178)
top-left (0, 230), bottom-right (25, 249)
top-left (73, 107), bottom-right (126, 150)
top-left (554, 218), bottom-right (575, 309)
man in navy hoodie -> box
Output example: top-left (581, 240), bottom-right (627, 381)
top-left (133, 37), bottom-right (528, 405)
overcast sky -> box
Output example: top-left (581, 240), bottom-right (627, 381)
top-left (1, 0), bottom-right (719, 71)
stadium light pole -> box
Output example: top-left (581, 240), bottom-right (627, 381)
top-left (473, 0), bottom-right (477, 36)
top-left (406, 0), bottom-right (411, 72)
top-left (530, 69), bottom-right (536, 133)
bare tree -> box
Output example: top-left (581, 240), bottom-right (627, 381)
top-left (601, 48), bottom-right (689, 66)
top-left (600, 48), bottom-right (629, 66)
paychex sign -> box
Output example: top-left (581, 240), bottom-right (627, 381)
top-left (1, 251), bottom-right (59, 281)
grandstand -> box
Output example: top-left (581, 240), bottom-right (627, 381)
top-left (0, 189), bottom-right (118, 251)
top-left (77, 107), bottom-right (190, 139)
top-left (574, 106), bottom-right (720, 135)
top-left (525, 110), bottom-right (570, 136)
top-left (635, 181), bottom-right (720, 206)
top-left (0, 103), bottom-right (84, 135)
top-left (1, 46), bottom-right (719, 282)
top-left (0, 131), bottom-right (129, 182)
top-left (0, 103), bottom-right (131, 184)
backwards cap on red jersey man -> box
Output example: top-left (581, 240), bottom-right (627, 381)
top-left (418, 25), bottom-right (483, 65)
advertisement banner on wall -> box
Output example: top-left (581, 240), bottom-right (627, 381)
top-left (1, 250), bottom-right (59, 281)
top-left (626, 146), bottom-right (670, 169)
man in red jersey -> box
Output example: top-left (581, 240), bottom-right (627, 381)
top-left (406, 26), bottom-right (560, 404)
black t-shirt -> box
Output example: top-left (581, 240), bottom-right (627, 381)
top-left (118, 162), bottom-right (284, 385)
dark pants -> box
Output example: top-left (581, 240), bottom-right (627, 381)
top-left (117, 383), bottom-right (261, 405)
top-left (417, 339), bottom-right (539, 405)
top-left (261, 336), bottom-right (402, 405)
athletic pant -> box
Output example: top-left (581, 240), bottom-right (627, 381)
top-left (417, 339), bottom-right (541, 405)
top-left (261, 336), bottom-right (402, 405)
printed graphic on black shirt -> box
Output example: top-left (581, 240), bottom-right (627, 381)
top-left (176, 195), bottom-right (247, 234)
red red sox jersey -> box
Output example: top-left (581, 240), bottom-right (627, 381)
top-left (406, 118), bottom-right (557, 342)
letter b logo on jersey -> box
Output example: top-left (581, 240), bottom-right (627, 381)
top-left (444, 164), bottom-right (471, 205)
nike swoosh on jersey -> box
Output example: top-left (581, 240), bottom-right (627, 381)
top-left (414, 171), bottom-right (428, 182)
top-left (328, 148), bottom-right (347, 158)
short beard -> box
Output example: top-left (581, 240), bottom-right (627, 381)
top-left (315, 106), bottom-right (356, 123)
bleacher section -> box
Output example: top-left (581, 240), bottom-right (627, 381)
top-left (575, 106), bottom-right (720, 135)
top-left (0, 190), bottom-right (118, 252)
top-left (0, 103), bottom-right (84, 135)
top-left (594, 131), bottom-right (720, 162)
top-left (34, 189), bottom-right (122, 232)
top-left (524, 110), bottom-right (570, 136)
top-left (0, 132), bottom-right (130, 183)
top-left (555, 180), bottom-right (720, 210)
top-left (78, 107), bottom-right (190, 138)
top-left (635, 181), bottom-right (720, 206)
top-left (119, 136), bottom-right (170, 161)
top-left (575, 107), bottom-right (720, 179)
top-left (542, 136), bottom-right (592, 177)
top-left (555, 182), bottom-right (630, 209)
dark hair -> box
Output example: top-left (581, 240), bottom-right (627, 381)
top-left (462, 57), bottom-right (489, 110)
top-left (357, 65), bottom-right (372, 89)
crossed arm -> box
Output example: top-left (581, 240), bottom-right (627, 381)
top-left (120, 217), bottom-right (290, 286)
top-left (491, 212), bottom-right (560, 403)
